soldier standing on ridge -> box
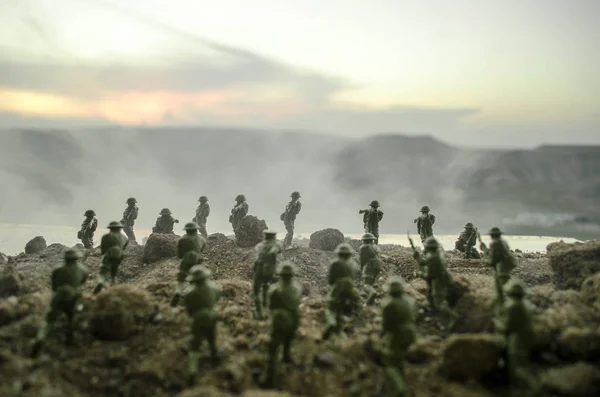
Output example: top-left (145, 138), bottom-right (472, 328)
top-left (121, 197), bottom-right (138, 242)
top-left (414, 205), bottom-right (435, 244)
top-left (479, 227), bottom-right (517, 314)
top-left (194, 196), bottom-right (210, 238)
top-left (152, 208), bottom-right (179, 234)
top-left (253, 230), bottom-right (285, 319)
top-left (281, 191), bottom-right (302, 247)
top-left (78, 209), bottom-right (98, 249)
top-left (359, 233), bottom-right (382, 305)
top-left (229, 194), bottom-right (249, 232)
top-left (171, 222), bottom-right (207, 307)
top-left (94, 221), bottom-right (129, 294)
top-left (455, 222), bottom-right (481, 259)
top-left (359, 200), bottom-right (384, 244)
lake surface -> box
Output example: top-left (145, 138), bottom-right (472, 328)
top-left (0, 223), bottom-right (582, 256)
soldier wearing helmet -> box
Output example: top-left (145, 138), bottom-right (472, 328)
top-left (323, 243), bottom-right (360, 340)
top-left (121, 197), bottom-right (139, 242)
top-left (152, 208), bottom-right (179, 234)
top-left (480, 227), bottom-right (517, 310)
top-left (183, 265), bottom-right (222, 383)
top-left (229, 194), bottom-right (249, 233)
top-left (412, 237), bottom-right (458, 329)
top-left (358, 200), bottom-right (384, 244)
top-left (414, 205), bottom-right (436, 244)
top-left (194, 196), bottom-right (210, 238)
top-left (32, 248), bottom-right (89, 356)
top-left (171, 222), bottom-right (207, 307)
top-left (381, 275), bottom-right (418, 397)
top-left (78, 209), bottom-right (98, 249)
top-left (280, 192), bottom-right (302, 247)
top-left (94, 221), bottom-right (128, 294)
top-left (261, 261), bottom-right (303, 388)
top-left (252, 229), bottom-right (284, 319)
top-left (454, 222), bottom-right (481, 259)
top-left (359, 233), bottom-right (382, 305)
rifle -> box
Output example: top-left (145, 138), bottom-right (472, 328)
top-left (407, 231), bottom-right (424, 278)
top-left (477, 230), bottom-right (489, 254)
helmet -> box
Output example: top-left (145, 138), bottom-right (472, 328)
top-left (107, 221), bottom-right (124, 229)
top-left (127, 197), bottom-right (137, 204)
top-left (277, 261), bottom-right (296, 276)
top-left (198, 196), bottom-right (208, 202)
top-left (184, 222), bottom-right (200, 231)
top-left (64, 249), bottom-right (83, 260)
top-left (370, 200), bottom-right (380, 207)
top-left (464, 222), bottom-right (474, 229)
top-left (187, 265), bottom-right (211, 282)
top-left (504, 279), bottom-right (526, 298)
top-left (160, 208), bottom-right (172, 215)
top-left (291, 192), bottom-right (301, 198)
top-left (386, 276), bottom-right (406, 295)
top-left (84, 209), bottom-right (96, 217)
top-left (424, 237), bottom-right (440, 250)
top-left (489, 227), bottom-right (503, 236)
top-left (263, 229), bottom-right (277, 236)
top-left (334, 243), bottom-right (354, 255)
top-left (235, 194), bottom-right (246, 202)
top-left (361, 233), bottom-right (375, 241)
top-left (420, 205), bottom-right (431, 212)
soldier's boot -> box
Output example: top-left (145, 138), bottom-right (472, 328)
top-left (385, 366), bottom-right (407, 397)
top-left (187, 351), bottom-right (200, 386)
top-left (254, 295), bottom-right (264, 320)
top-left (282, 338), bottom-right (294, 363)
top-left (261, 337), bottom-right (279, 389)
top-left (262, 284), bottom-right (269, 313)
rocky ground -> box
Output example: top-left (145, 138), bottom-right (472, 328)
top-left (1, 233), bottom-right (600, 397)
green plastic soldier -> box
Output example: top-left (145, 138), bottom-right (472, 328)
top-left (494, 279), bottom-right (536, 394)
top-left (171, 222), bottom-right (207, 307)
top-left (184, 265), bottom-right (222, 384)
top-left (414, 205), bottom-right (435, 244)
top-left (152, 208), bottom-right (179, 234)
top-left (455, 222), bottom-right (481, 259)
top-left (94, 221), bottom-right (129, 294)
top-left (229, 194), bottom-right (249, 232)
top-left (412, 237), bottom-right (457, 329)
top-left (323, 243), bottom-right (360, 340)
top-left (194, 196), bottom-right (210, 238)
top-left (359, 233), bottom-right (382, 305)
top-left (253, 230), bottom-right (285, 319)
top-left (281, 191), bottom-right (302, 247)
top-left (78, 209), bottom-right (98, 249)
top-left (381, 276), bottom-right (418, 397)
top-left (32, 248), bottom-right (89, 356)
top-left (359, 200), bottom-right (384, 244)
top-left (261, 261), bottom-right (303, 388)
top-left (479, 227), bottom-right (517, 311)
top-left (121, 197), bottom-right (138, 242)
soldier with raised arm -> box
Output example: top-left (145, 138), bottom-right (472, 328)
top-left (359, 233), bottom-right (382, 305)
top-left (479, 227), bottom-right (517, 312)
top-left (171, 222), bottom-right (207, 307)
top-left (455, 222), bottom-right (481, 259)
top-left (152, 208), bottom-right (179, 234)
top-left (194, 196), bottom-right (210, 238)
top-left (253, 230), bottom-right (285, 319)
top-left (414, 205), bottom-right (435, 244)
top-left (78, 209), bottom-right (98, 249)
top-left (229, 194), bottom-right (249, 232)
top-left (281, 191), bottom-right (302, 247)
top-left (359, 200), bottom-right (384, 244)
top-left (94, 221), bottom-right (129, 294)
top-left (121, 197), bottom-right (138, 242)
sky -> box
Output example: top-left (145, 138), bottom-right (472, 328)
top-left (0, 0), bottom-right (598, 147)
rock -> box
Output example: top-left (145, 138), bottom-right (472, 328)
top-left (0, 272), bottom-right (21, 297)
top-left (440, 334), bottom-right (504, 381)
top-left (90, 286), bottom-right (154, 340)
top-left (581, 273), bottom-right (600, 305)
top-left (175, 386), bottom-right (232, 397)
top-left (24, 236), bottom-right (47, 254)
top-left (541, 362), bottom-right (600, 396)
top-left (0, 252), bottom-right (8, 265)
top-left (141, 237), bottom-right (149, 245)
top-left (314, 351), bottom-right (337, 367)
top-left (142, 233), bottom-right (179, 263)
top-left (548, 240), bottom-right (600, 290)
top-left (452, 275), bottom-right (496, 333)
top-left (309, 229), bottom-right (345, 251)
top-left (557, 327), bottom-right (600, 361)
top-left (234, 215), bottom-right (268, 248)
top-left (406, 336), bottom-right (442, 363)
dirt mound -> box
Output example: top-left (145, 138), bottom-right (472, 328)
top-left (234, 216), bottom-right (268, 248)
top-left (143, 233), bottom-right (179, 264)
top-left (440, 334), bottom-right (504, 380)
top-left (548, 240), bottom-right (600, 290)
top-left (308, 229), bottom-right (344, 251)
top-left (24, 236), bottom-right (47, 254)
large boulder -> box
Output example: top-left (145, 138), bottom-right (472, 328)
top-left (142, 233), bottom-right (179, 263)
top-left (548, 240), bottom-right (600, 290)
top-left (440, 334), bottom-right (504, 381)
top-left (309, 229), bottom-right (345, 251)
top-left (541, 362), bottom-right (600, 397)
top-left (234, 215), bottom-right (268, 248)
top-left (24, 236), bottom-right (47, 254)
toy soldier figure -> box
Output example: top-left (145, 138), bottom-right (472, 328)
top-left (494, 279), bottom-right (537, 395)
top-left (414, 205), bottom-right (435, 244)
top-left (32, 248), bottom-right (89, 356)
top-left (359, 200), bottom-right (384, 244)
top-left (78, 209), bottom-right (98, 249)
top-left (121, 197), bottom-right (138, 242)
top-left (479, 227), bottom-right (517, 312)
top-left (184, 265), bottom-right (221, 385)
top-left (410, 237), bottom-right (457, 329)
top-left (323, 243), bottom-right (360, 340)
top-left (229, 194), bottom-right (249, 232)
top-left (171, 222), bottom-right (207, 307)
top-left (253, 230), bottom-right (285, 319)
top-left (152, 208), bottom-right (179, 234)
top-left (381, 276), bottom-right (418, 397)
top-left (94, 221), bottom-right (129, 294)
top-left (281, 191), bottom-right (302, 247)
top-left (261, 261), bottom-right (303, 388)
top-left (359, 233), bottom-right (382, 305)
top-left (455, 222), bottom-right (481, 259)
top-left (194, 196), bottom-right (210, 238)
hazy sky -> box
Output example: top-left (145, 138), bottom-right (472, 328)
top-left (1, 0), bottom-right (598, 147)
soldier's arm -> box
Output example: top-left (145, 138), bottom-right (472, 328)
top-left (176, 239), bottom-right (184, 259)
top-left (267, 287), bottom-right (280, 310)
top-left (205, 204), bottom-right (210, 218)
top-left (100, 236), bottom-right (108, 255)
top-left (295, 202), bottom-right (302, 215)
top-left (378, 210), bottom-right (383, 221)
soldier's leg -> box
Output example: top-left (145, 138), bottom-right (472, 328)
top-left (83, 235), bottom-right (93, 249)
top-left (364, 273), bottom-right (377, 305)
top-left (110, 258), bottom-right (121, 285)
top-left (261, 280), bottom-right (270, 310)
top-left (64, 303), bottom-right (76, 344)
top-left (426, 277), bottom-right (434, 307)
top-left (432, 280), bottom-right (457, 329)
top-left (188, 332), bottom-right (202, 382)
top-left (471, 248), bottom-right (481, 260)
top-left (207, 320), bottom-right (219, 363)
top-left (284, 221), bottom-right (294, 246)
top-left (170, 268), bottom-right (188, 307)
top-left (94, 257), bottom-right (112, 294)
top-left (253, 271), bottom-right (264, 319)
top-left (282, 327), bottom-right (297, 362)
top-left (372, 227), bottom-right (379, 245)
top-left (262, 331), bottom-right (281, 388)
top-left (322, 293), bottom-right (340, 340)
top-left (199, 222), bottom-right (208, 238)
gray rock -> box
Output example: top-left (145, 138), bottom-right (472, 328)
top-left (309, 229), bottom-right (345, 251)
top-left (541, 362), bottom-right (600, 396)
top-left (234, 215), bottom-right (268, 248)
top-left (24, 236), bottom-right (47, 254)
top-left (441, 334), bottom-right (504, 381)
top-left (142, 233), bottom-right (179, 263)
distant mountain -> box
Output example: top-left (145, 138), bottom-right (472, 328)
top-left (0, 127), bottom-right (598, 239)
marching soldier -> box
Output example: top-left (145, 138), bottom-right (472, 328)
top-left (121, 197), bottom-right (138, 242)
top-left (78, 209), bottom-right (98, 249)
top-left (281, 192), bottom-right (302, 247)
top-left (194, 196), bottom-right (210, 238)
top-left (359, 200), bottom-right (383, 244)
